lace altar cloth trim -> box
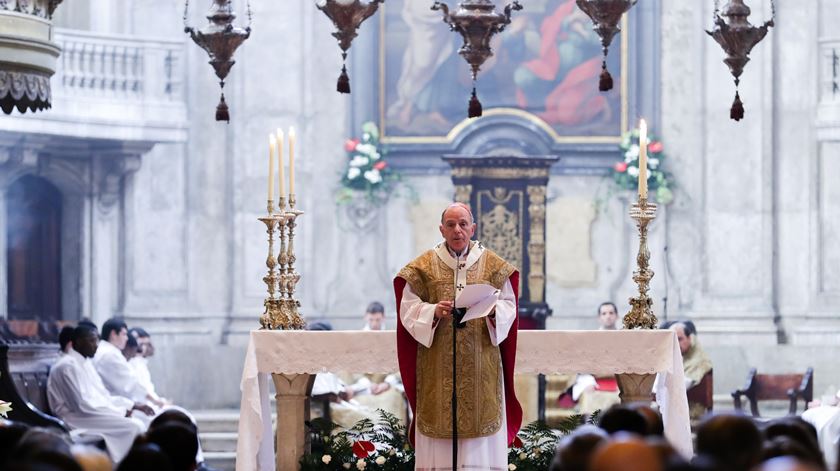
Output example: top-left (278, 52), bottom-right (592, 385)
top-left (245, 330), bottom-right (675, 376)
top-left (0, 70), bottom-right (52, 114)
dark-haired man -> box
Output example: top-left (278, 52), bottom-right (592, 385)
top-left (47, 325), bottom-right (150, 461)
top-left (93, 318), bottom-right (163, 412)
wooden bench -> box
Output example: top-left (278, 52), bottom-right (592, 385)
top-left (687, 369), bottom-right (714, 415)
top-left (731, 367), bottom-right (814, 417)
top-left (0, 342), bottom-right (68, 431)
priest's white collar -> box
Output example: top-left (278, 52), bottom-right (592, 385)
top-left (434, 240), bottom-right (484, 271)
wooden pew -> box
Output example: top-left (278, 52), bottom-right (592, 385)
top-left (0, 342), bottom-right (69, 431)
top-left (731, 367), bottom-right (814, 417)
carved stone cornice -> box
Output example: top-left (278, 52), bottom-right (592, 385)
top-left (96, 154), bottom-right (141, 210)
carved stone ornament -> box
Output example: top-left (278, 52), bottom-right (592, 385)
top-left (706, 0), bottom-right (774, 121)
top-left (184, 0), bottom-right (251, 122)
top-left (315, 0), bottom-right (384, 94)
top-left (432, 0), bottom-right (522, 118)
top-left (575, 0), bottom-right (637, 92)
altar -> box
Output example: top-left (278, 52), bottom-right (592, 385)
top-left (236, 329), bottom-right (691, 471)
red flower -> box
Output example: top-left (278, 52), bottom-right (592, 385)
top-left (373, 161), bottom-right (387, 170)
top-left (648, 141), bottom-right (663, 153)
top-left (352, 440), bottom-right (375, 458)
top-left (344, 138), bottom-right (360, 152)
top-left (614, 162), bottom-right (628, 173)
top-left (512, 436), bottom-right (524, 448)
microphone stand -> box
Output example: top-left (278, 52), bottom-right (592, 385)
top-left (451, 251), bottom-right (467, 470)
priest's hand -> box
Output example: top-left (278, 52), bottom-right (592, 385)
top-left (434, 301), bottom-right (454, 319)
top-left (130, 403), bottom-right (155, 417)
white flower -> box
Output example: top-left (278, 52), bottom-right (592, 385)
top-left (356, 459), bottom-right (367, 470)
top-left (375, 456), bottom-right (386, 465)
top-left (518, 452), bottom-right (527, 460)
top-left (322, 455), bottom-right (332, 464)
top-left (362, 132), bottom-right (371, 141)
top-left (0, 400), bottom-right (11, 418)
top-left (350, 155), bottom-right (369, 167)
top-left (625, 144), bottom-right (640, 163)
top-left (370, 151), bottom-right (381, 161)
top-left (343, 463), bottom-right (351, 469)
top-left (356, 143), bottom-right (376, 156)
top-left (628, 166), bottom-right (639, 177)
top-left (364, 169), bottom-right (382, 184)
top-left (388, 448), bottom-right (396, 456)
top-left (347, 167), bottom-right (361, 179)
top-left (509, 464), bottom-right (517, 471)
top-left (648, 158), bottom-right (660, 169)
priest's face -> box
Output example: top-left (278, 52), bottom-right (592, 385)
top-left (439, 205), bottom-right (476, 254)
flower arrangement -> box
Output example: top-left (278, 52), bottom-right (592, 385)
top-left (337, 122), bottom-right (406, 206)
top-left (300, 411), bottom-right (414, 471)
top-left (612, 128), bottom-right (674, 205)
top-left (0, 399), bottom-right (11, 418)
top-left (302, 410), bottom-right (600, 471)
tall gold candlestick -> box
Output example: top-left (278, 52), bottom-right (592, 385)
top-left (258, 209), bottom-right (281, 329)
top-left (282, 193), bottom-right (305, 329)
top-left (623, 195), bottom-right (658, 330)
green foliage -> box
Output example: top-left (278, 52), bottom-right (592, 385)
top-left (507, 415), bottom-right (601, 471)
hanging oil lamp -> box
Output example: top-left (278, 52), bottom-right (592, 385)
top-left (433, 0), bottom-right (522, 118)
top-left (706, 0), bottom-right (774, 121)
top-left (575, 0), bottom-right (638, 92)
top-left (184, 0), bottom-right (252, 122)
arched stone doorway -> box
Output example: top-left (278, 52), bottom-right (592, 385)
top-left (6, 176), bottom-right (63, 321)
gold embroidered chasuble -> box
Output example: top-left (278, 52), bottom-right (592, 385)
top-left (397, 241), bottom-right (515, 439)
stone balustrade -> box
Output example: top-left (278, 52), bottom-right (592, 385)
top-left (1, 28), bottom-right (188, 142)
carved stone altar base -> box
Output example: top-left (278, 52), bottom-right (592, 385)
top-left (271, 373), bottom-right (315, 470)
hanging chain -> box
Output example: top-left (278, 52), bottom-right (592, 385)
top-left (183, 0), bottom-right (252, 29)
top-left (246, 0), bottom-right (253, 29)
top-left (713, 0), bottom-right (719, 22)
top-left (769, 0), bottom-right (775, 21)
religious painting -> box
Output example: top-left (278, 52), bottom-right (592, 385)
top-left (379, 0), bottom-right (627, 143)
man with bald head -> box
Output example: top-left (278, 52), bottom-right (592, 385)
top-left (394, 202), bottom-right (522, 469)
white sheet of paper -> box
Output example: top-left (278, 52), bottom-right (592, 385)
top-left (455, 284), bottom-right (500, 322)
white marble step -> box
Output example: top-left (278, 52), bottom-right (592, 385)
top-left (200, 432), bottom-right (239, 453)
top-left (202, 451), bottom-right (235, 471)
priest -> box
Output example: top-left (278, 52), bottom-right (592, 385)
top-left (394, 202), bottom-right (522, 469)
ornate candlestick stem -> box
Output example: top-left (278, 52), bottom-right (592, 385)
top-left (283, 194), bottom-right (305, 329)
top-left (623, 195), bottom-right (658, 330)
top-left (258, 206), bottom-right (281, 329)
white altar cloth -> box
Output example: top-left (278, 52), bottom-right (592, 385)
top-left (236, 329), bottom-right (691, 471)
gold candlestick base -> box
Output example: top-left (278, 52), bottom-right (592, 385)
top-left (623, 196), bottom-right (659, 330)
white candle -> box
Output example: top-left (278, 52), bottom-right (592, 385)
top-left (638, 119), bottom-right (648, 200)
top-left (268, 134), bottom-right (276, 202)
top-left (288, 126), bottom-right (296, 195)
top-left (276, 128), bottom-right (285, 200)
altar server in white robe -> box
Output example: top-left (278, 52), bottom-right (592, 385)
top-left (395, 203), bottom-right (522, 470)
top-left (47, 324), bottom-right (151, 462)
top-left (128, 327), bottom-right (170, 406)
top-left (93, 318), bottom-right (163, 415)
top-left (95, 318), bottom-right (206, 464)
